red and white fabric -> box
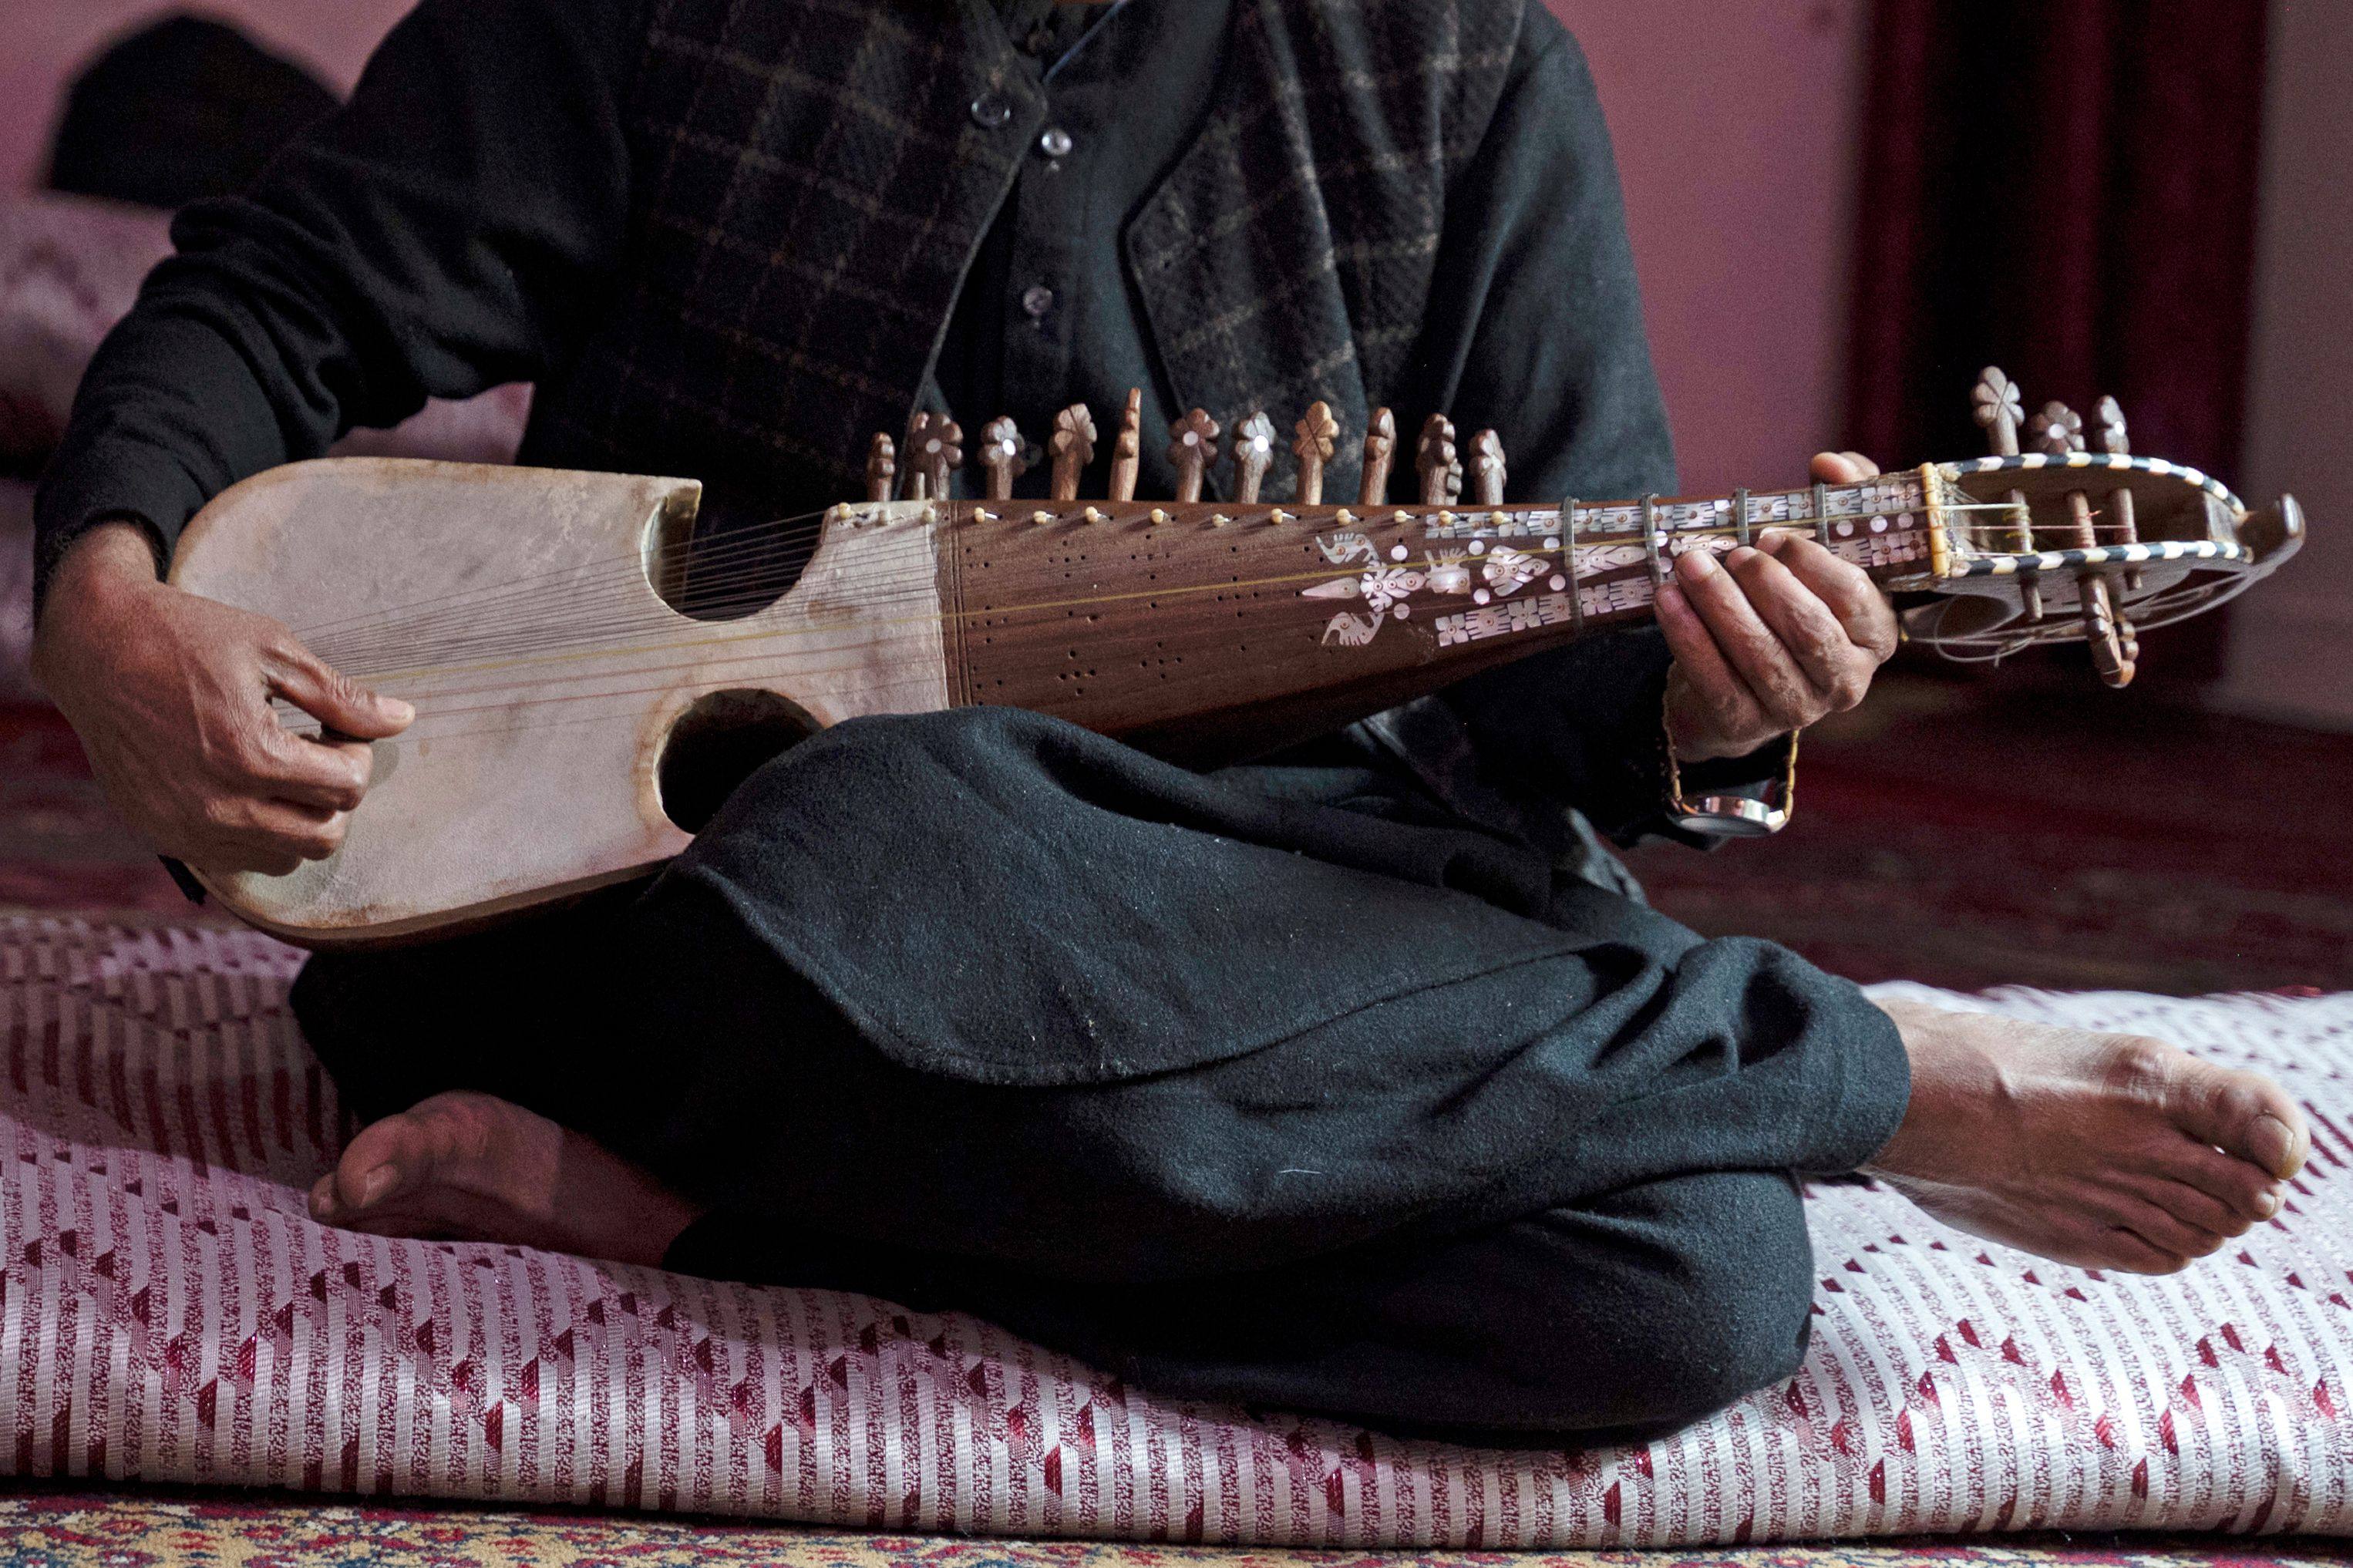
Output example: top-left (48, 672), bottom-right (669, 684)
top-left (0, 916), bottom-right (2345, 1545)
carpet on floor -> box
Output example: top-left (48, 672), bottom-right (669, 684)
top-left (1618, 675), bottom-right (2353, 996)
top-left (0, 916), bottom-right (2347, 1550)
top-left (3, 1487), bottom-right (2353, 1568)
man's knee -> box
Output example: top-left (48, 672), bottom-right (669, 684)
top-left (1517, 1171), bottom-right (1816, 1435)
top-left (775, 707), bottom-right (1068, 780)
top-left (702, 707), bottom-right (1084, 831)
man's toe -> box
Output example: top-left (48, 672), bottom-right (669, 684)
top-left (2142, 1176), bottom-right (2247, 1241)
top-left (2114, 1196), bottom-right (2226, 1265)
top-left (2103, 1226), bottom-right (2193, 1274)
top-left (2157, 1056), bottom-right (2309, 1180)
top-left (330, 1112), bottom-right (436, 1214)
top-left (2166, 1139), bottom-right (2285, 1223)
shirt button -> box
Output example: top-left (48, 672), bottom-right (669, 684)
top-left (1038, 126), bottom-right (1073, 159)
top-left (1022, 284), bottom-right (1055, 319)
top-left (970, 94), bottom-right (1013, 130)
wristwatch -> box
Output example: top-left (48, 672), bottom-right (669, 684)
top-left (1658, 688), bottom-right (1800, 837)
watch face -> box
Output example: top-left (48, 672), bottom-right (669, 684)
top-left (1670, 795), bottom-right (1787, 838)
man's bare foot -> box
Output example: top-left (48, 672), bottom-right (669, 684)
top-left (307, 1091), bottom-right (701, 1267)
top-left (1867, 998), bottom-right (2309, 1274)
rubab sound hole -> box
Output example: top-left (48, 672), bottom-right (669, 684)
top-left (655, 689), bottom-right (818, 833)
top-left (644, 496), bottom-right (816, 624)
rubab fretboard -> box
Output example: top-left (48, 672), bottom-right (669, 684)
top-left (1416, 472), bottom-right (1936, 641)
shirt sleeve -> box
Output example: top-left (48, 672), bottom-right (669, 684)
top-left (32, 0), bottom-right (645, 611)
top-left (1366, 4), bottom-right (1780, 849)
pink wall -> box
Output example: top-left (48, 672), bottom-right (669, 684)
top-left (2213, 0), bottom-right (2353, 729)
top-left (2, 1), bottom-right (1870, 496)
top-left (1550, 0), bottom-right (1872, 493)
top-left (0, 0), bottom-right (412, 189)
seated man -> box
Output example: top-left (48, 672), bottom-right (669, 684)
top-left (28, 0), bottom-right (2308, 1442)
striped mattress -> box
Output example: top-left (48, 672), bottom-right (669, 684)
top-left (0, 914), bottom-right (2346, 1546)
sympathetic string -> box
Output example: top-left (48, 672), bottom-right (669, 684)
top-left (289, 486), bottom-right (1931, 688)
top-left (296, 468), bottom-right (1957, 672)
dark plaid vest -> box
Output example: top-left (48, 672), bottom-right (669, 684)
top-left (520, 0), bottom-right (1523, 515)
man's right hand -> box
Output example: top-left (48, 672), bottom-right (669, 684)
top-left (31, 522), bottom-right (414, 877)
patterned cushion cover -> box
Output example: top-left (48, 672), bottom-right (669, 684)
top-left (0, 194), bottom-right (173, 469)
top-left (0, 190), bottom-right (533, 475)
top-left (2, 482), bottom-right (32, 697)
top-left (0, 192), bottom-right (534, 697)
top-left (0, 915), bottom-right (2345, 1546)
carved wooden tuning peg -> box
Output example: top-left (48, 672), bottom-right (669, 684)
top-left (2080, 573), bottom-right (2137, 689)
top-left (2043, 399), bottom-right (2129, 679)
top-left (2029, 401), bottom-right (2085, 456)
top-left (1049, 403), bottom-right (1096, 503)
top-left (2096, 394), bottom-right (2144, 588)
top-left (2095, 395), bottom-right (2129, 456)
top-left (1166, 408), bottom-right (1219, 503)
top-left (1359, 407), bottom-right (1396, 506)
top-left (1972, 368), bottom-right (2040, 619)
top-left (978, 416), bottom-right (1026, 501)
top-left (865, 433), bottom-right (897, 503)
top-left (900, 412), bottom-right (934, 500)
top-left (1971, 366), bottom-right (2025, 457)
top-left (1108, 389), bottom-right (1143, 503)
top-left (1416, 414), bottom-right (1462, 506)
top-left (1230, 412), bottom-right (1275, 504)
top-left (1469, 429), bottom-right (1506, 506)
top-left (913, 414), bottom-right (962, 500)
top-left (1291, 401), bottom-right (1338, 506)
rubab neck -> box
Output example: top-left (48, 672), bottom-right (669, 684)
top-left (940, 466), bottom-right (1944, 764)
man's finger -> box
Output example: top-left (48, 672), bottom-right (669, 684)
top-left (1724, 547), bottom-right (1862, 697)
top-left (234, 799), bottom-right (350, 863)
top-left (265, 641), bottom-right (415, 739)
top-left (1657, 580), bottom-right (1765, 752)
top-left (253, 730), bottom-right (377, 813)
top-left (1758, 533), bottom-right (1900, 659)
top-left (1809, 451), bottom-right (1870, 485)
top-left (1808, 449), bottom-right (1883, 483)
top-left (1671, 547), bottom-right (1823, 726)
top-left (183, 802), bottom-right (348, 877)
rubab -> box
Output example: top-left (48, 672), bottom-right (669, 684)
top-left (167, 368), bottom-right (2304, 946)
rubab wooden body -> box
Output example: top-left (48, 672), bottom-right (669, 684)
top-left (170, 459), bottom-right (951, 943)
top-left (170, 374), bottom-right (2304, 947)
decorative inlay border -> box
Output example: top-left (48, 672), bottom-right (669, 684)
top-left (1948, 539), bottom-right (2252, 577)
top-left (1944, 453), bottom-right (2247, 517)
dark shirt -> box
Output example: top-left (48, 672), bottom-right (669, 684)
top-left (34, 0), bottom-right (1766, 853)
top-left (934, 0), bottom-right (1233, 473)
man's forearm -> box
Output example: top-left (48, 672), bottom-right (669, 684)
top-left (31, 520), bottom-right (167, 661)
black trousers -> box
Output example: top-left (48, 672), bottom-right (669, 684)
top-left (293, 708), bottom-right (1909, 1443)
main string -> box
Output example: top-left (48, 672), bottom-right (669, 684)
top-left (296, 507), bottom-right (842, 668)
top-left (274, 537), bottom-right (1521, 743)
top-left (294, 496), bottom-right (1871, 697)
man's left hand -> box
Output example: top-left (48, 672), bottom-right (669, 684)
top-left (1657, 451), bottom-right (1901, 762)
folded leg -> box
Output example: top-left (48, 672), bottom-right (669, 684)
top-left (666, 1167), bottom-right (1817, 1442)
top-left (294, 707), bottom-right (1907, 1435)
